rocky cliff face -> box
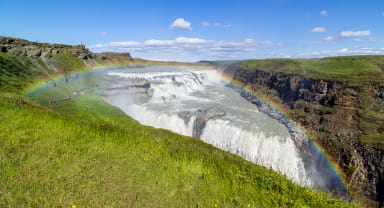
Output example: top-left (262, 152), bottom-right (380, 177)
top-left (226, 66), bottom-right (384, 207)
top-left (1, 36), bottom-right (134, 62)
top-left (1, 36), bottom-right (93, 59)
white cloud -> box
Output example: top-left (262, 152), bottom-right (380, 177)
top-left (90, 37), bottom-right (280, 61)
top-left (310, 27), bottom-right (326, 33)
top-left (201, 22), bottom-right (210, 27)
top-left (170, 18), bottom-right (191, 30)
top-left (313, 30), bottom-right (371, 45)
top-left (311, 29), bottom-right (372, 45)
top-left (96, 41), bottom-right (141, 47)
top-left (144, 39), bottom-right (174, 46)
top-left (340, 30), bottom-right (371, 37)
top-left (90, 36), bottom-right (384, 61)
top-left (323, 36), bottom-right (335, 42)
top-left (296, 47), bottom-right (384, 58)
top-left (320, 10), bottom-right (328, 16)
top-left (110, 41), bottom-right (141, 47)
top-left (200, 21), bottom-right (232, 29)
top-left (99, 32), bottom-right (108, 37)
top-left (355, 37), bottom-right (384, 43)
top-left (142, 37), bottom-right (208, 46)
top-left (244, 38), bottom-right (256, 43)
top-left (175, 37), bottom-right (208, 44)
top-left (307, 36), bottom-right (337, 46)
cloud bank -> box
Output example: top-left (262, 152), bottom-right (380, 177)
top-left (91, 37), bottom-right (280, 61)
top-left (201, 21), bottom-right (232, 28)
top-left (340, 30), bottom-right (371, 37)
top-left (295, 47), bottom-right (384, 58)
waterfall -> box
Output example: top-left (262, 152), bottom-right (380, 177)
top-left (201, 119), bottom-right (312, 186)
top-left (101, 66), bottom-right (334, 191)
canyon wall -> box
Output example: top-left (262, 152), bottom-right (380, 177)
top-left (224, 62), bottom-right (384, 207)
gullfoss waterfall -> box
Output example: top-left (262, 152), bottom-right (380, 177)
top-left (101, 65), bottom-right (348, 198)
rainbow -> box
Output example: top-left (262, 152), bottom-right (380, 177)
top-left (23, 63), bottom-right (352, 198)
top-left (23, 64), bottom-right (126, 96)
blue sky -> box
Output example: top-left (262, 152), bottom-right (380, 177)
top-left (1, 0), bottom-right (384, 61)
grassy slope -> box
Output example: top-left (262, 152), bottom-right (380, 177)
top-left (0, 52), bottom-right (49, 92)
top-left (0, 51), bottom-right (356, 207)
top-left (0, 52), bottom-right (87, 93)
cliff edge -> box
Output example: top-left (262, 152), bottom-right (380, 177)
top-left (223, 57), bottom-right (384, 207)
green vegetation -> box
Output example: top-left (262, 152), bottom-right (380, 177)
top-left (0, 52), bottom-right (87, 93)
top-left (0, 52), bottom-right (47, 92)
top-left (241, 56), bottom-right (384, 84)
top-left (359, 108), bottom-right (384, 147)
top-left (0, 92), bottom-right (356, 207)
top-left (0, 50), bottom-right (356, 207)
top-left (357, 85), bottom-right (384, 148)
top-left (361, 133), bottom-right (384, 145)
top-left (52, 53), bottom-right (87, 72)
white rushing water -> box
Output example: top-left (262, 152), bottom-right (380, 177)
top-left (102, 65), bottom-right (316, 187)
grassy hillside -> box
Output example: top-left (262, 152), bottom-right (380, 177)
top-left (241, 56), bottom-right (384, 84)
top-left (0, 52), bottom-right (48, 92)
top-left (0, 50), bottom-right (356, 207)
top-left (0, 52), bottom-right (89, 93)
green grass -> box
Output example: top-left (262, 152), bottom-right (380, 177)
top-left (241, 56), bottom-right (384, 84)
top-left (0, 51), bottom-right (356, 207)
top-left (52, 53), bottom-right (86, 72)
top-left (0, 92), bottom-right (356, 207)
top-left (0, 52), bottom-right (43, 92)
top-left (361, 133), bottom-right (384, 146)
top-left (0, 52), bottom-right (87, 93)
top-left (359, 109), bottom-right (384, 147)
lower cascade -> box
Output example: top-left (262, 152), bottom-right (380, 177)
top-left (101, 65), bottom-right (348, 198)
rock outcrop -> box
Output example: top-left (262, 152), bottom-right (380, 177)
top-left (99, 52), bottom-right (132, 61)
top-left (1, 36), bottom-right (92, 59)
top-left (222, 63), bottom-right (384, 207)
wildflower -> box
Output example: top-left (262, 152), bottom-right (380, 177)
top-left (72, 204), bottom-right (76, 208)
